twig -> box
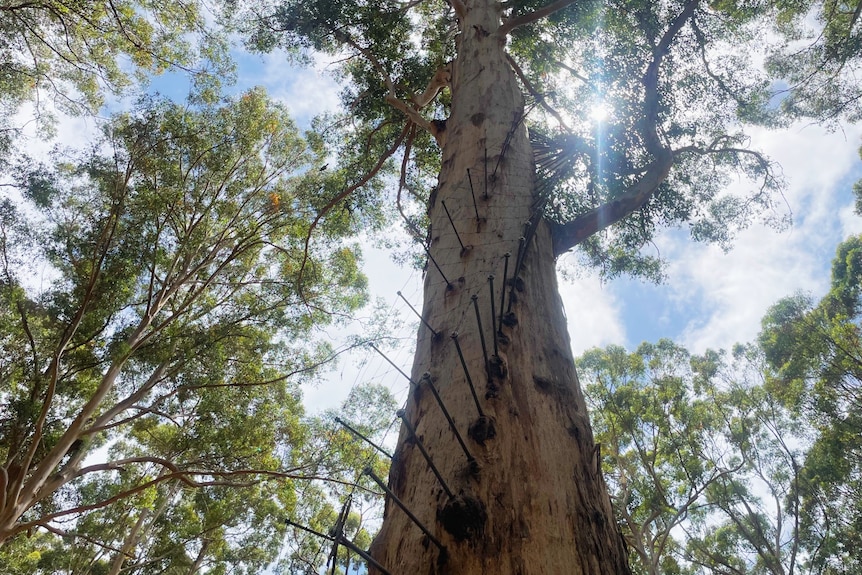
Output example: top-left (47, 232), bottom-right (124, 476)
top-left (506, 52), bottom-right (573, 132)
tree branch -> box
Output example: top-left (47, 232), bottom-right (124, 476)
top-left (550, 148), bottom-right (673, 256)
top-left (550, 0), bottom-right (700, 255)
top-left (412, 62), bottom-right (451, 108)
top-left (12, 461), bottom-right (382, 541)
top-left (397, 124), bottom-right (425, 240)
top-left (385, 94), bottom-right (444, 144)
top-left (38, 522), bottom-right (127, 555)
top-left (499, 0), bottom-right (580, 36)
top-left (14, 185), bottom-right (130, 514)
top-left (506, 52), bottom-right (572, 132)
top-left (295, 123), bottom-right (410, 301)
top-left (86, 360), bottom-right (175, 434)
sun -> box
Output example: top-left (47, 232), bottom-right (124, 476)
top-left (590, 102), bottom-right (609, 123)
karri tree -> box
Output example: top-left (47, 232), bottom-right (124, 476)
top-left (240, 0), bottom-right (848, 573)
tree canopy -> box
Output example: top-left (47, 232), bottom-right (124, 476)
top-left (579, 337), bottom-right (841, 575)
top-left (0, 87), bottom-right (391, 571)
top-left (2, 0), bottom-right (862, 572)
top-left (759, 233), bottom-right (862, 575)
top-left (233, 0), bottom-right (834, 280)
top-left (0, 0), bottom-right (231, 159)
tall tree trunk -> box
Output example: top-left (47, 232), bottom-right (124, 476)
top-left (369, 1), bottom-right (630, 573)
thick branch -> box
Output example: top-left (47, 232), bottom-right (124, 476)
top-left (643, 0), bottom-right (700, 150)
top-left (11, 190), bottom-right (128, 516)
top-left (551, 0), bottom-right (699, 255)
top-left (499, 0), bottom-right (580, 36)
top-left (385, 94), bottom-right (444, 145)
top-left (331, 24), bottom-right (448, 144)
top-left (86, 360), bottom-right (174, 434)
top-left (412, 62), bottom-right (451, 108)
top-left (550, 148), bottom-right (673, 256)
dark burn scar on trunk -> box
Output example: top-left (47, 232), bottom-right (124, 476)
top-left (468, 415), bottom-right (496, 444)
top-left (533, 374), bottom-right (575, 402)
top-left (501, 311), bottom-right (518, 327)
top-left (438, 494), bottom-right (487, 541)
top-left (471, 113), bottom-right (485, 126)
top-left (489, 354), bottom-right (507, 379)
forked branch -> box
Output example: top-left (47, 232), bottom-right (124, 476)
top-left (551, 0), bottom-right (700, 255)
top-left (334, 26), bottom-right (448, 144)
top-left (385, 95), bottom-right (445, 145)
top-left (550, 149), bottom-right (673, 256)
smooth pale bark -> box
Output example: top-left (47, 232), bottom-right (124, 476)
top-left (368, 1), bottom-right (630, 573)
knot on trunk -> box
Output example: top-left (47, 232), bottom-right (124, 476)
top-left (489, 353), bottom-right (507, 379)
top-left (438, 494), bottom-right (486, 542)
top-left (468, 415), bottom-right (496, 444)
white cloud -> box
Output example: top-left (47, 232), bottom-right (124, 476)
top-left (8, 101), bottom-right (102, 161)
top-left (661, 121), bottom-right (862, 352)
top-left (557, 266), bottom-right (627, 355)
top-left (301, 238), bottom-right (422, 414)
top-left (840, 200), bottom-right (862, 237)
top-left (250, 50), bottom-right (342, 126)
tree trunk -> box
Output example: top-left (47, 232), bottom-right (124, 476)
top-left (368, 1), bottom-right (631, 574)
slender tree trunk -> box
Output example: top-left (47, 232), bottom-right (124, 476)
top-left (107, 473), bottom-right (174, 575)
top-left (369, 1), bottom-right (630, 573)
top-left (188, 539), bottom-right (210, 575)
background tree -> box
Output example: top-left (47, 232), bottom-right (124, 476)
top-left (578, 340), bottom-right (826, 575)
top-left (578, 341), bottom-right (744, 575)
top-left (683, 346), bottom-right (805, 575)
top-left (0, 382), bottom-right (397, 574)
top-left (0, 88), bottom-right (372, 561)
top-left (767, 0), bottom-right (862, 121)
top-left (279, 383), bottom-right (398, 575)
top-left (759, 234), bottom-right (862, 575)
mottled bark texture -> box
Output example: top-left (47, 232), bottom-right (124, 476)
top-left (368, 2), bottom-right (631, 574)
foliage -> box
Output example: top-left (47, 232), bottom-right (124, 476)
top-left (0, 88), bottom-right (376, 571)
top-left (579, 340), bottom-right (732, 575)
top-left (0, 0), bottom-right (231, 159)
top-left (684, 345), bottom-right (805, 575)
top-left (233, 0), bottom-right (804, 280)
top-left (579, 340), bottom-right (822, 575)
top-left (759, 234), bottom-right (862, 575)
top-left (766, 0), bottom-right (862, 122)
top-left (279, 383), bottom-right (397, 574)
